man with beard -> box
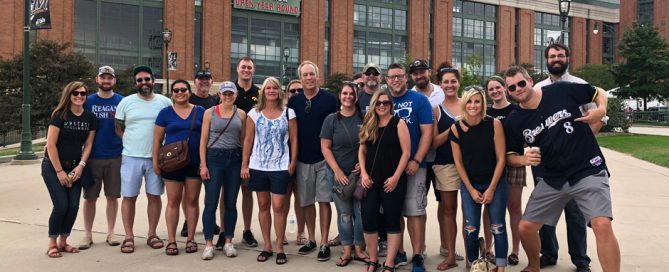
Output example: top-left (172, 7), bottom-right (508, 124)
top-left (532, 43), bottom-right (601, 272)
top-left (386, 63), bottom-right (433, 272)
top-left (114, 65), bottom-right (172, 254)
top-left (79, 66), bottom-right (124, 250)
top-left (357, 63), bottom-right (384, 113)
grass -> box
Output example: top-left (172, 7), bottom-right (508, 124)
top-left (0, 143), bottom-right (46, 157)
top-left (597, 134), bottom-right (669, 168)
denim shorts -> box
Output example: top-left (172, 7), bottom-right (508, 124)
top-left (120, 156), bottom-right (163, 197)
top-left (248, 169), bottom-right (290, 195)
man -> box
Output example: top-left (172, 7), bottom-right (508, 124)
top-left (358, 63), bottom-right (384, 113)
top-left (533, 43), bottom-right (604, 272)
top-left (503, 66), bottom-right (620, 272)
top-left (288, 60), bottom-right (338, 261)
top-left (386, 63), bottom-right (433, 271)
top-left (114, 65), bottom-right (172, 253)
top-left (78, 66), bottom-right (124, 250)
top-left (233, 56), bottom-right (260, 247)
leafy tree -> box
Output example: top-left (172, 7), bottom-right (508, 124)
top-left (0, 40), bottom-right (95, 132)
top-left (322, 72), bottom-right (350, 94)
top-left (602, 97), bottom-right (632, 133)
top-left (611, 23), bottom-right (669, 110)
top-left (113, 65), bottom-right (138, 96)
top-left (572, 64), bottom-right (617, 90)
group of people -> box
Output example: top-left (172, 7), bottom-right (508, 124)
top-left (42, 43), bottom-right (621, 272)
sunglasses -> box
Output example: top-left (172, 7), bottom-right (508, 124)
top-left (172, 88), bottom-right (189, 94)
top-left (288, 88), bottom-right (301, 94)
top-left (507, 80), bottom-right (527, 92)
top-left (364, 70), bottom-right (380, 76)
top-left (71, 91), bottom-right (87, 97)
top-left (376, 100), bottom-right (392, 107)
top-left (136, 77), bottom-right (152, 83)
top-left (305, 99), bottom-right (312, 113)
top-left (439, 67), bottom-right (459, 73)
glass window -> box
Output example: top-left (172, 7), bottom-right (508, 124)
top-left (352, 0), bottom-right (407, 73)
top-left (194, 10), bottom-right (202, 74)
top-left (451, 0), bottom-right (496, 76)
top-left (534, 11), bottom-right (570, 73)
top-left (394, 9), bottom-right (406, 30)
top-left (638, 0), bottom-right (654, 25)
top-left (73, 0), bottom-right (96, 63)
top-left (99, 3), bottom-right (142, 74)
top-left (354, 4), bottom-right (366, 26)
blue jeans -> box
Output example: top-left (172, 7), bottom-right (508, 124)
top-left (202, 148), bottom-right (242, 241)
top-left (539, 199), bottom-right (591, 266)
top-left (42, 159), bottom-right (82, 238)
top-left (461, 179), bottom-right (509, 267)
top-left (328, 168), bottom-right (364, 246)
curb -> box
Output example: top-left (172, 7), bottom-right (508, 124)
top-left (0, 151), bottom-right (44, 164)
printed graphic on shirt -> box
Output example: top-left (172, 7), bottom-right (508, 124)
top-left (90, 104), bottom-right (117, 120)
top-left (253, 114), bottom-right (289, 170)
top-left (63, 120), bottom-right (91, 132)
top-left (394, 101), bottom-right (414, 124)
top-left (522, 109), bottom-right (573, 143)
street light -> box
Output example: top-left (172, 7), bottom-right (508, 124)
top-left (558, 0), bottom-right (572, 43)
top-left (592, 22), bottom-right (615, 35)
top-left (163, 28), bottom-right (172, 96)
top-left (282, 47), bottom-right (290, 85)
top-left (15, 0), bottom-right (37, 160)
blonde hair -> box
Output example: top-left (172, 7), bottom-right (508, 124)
top-left (255, 77), bottom-right (285, 112)
top-left (52, 81), bottom-right (88, 120)
top-left (297, 60), bottom-right (320, 78)
top-left (460, 87), bottom-right (487, 119)
top-left (359, 90), bottom-right (393, 144)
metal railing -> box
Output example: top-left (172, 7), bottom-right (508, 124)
top-left (0, 126), bottom-right (47, 147)
top-left (631, 111), bottom-right (669, 123)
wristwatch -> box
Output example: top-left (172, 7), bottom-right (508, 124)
top-left (411, 159), bottom-right (421, 164)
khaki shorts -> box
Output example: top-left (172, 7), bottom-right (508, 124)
top-left (432, 164), bottom-right (461, 192)
top-left (84, 157), bottom-right (122, 199)
top-left (296, 160), bottom-right (329, 207)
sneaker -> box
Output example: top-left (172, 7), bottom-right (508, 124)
top-left (394, 251), bottom-right (408, 268)
top-left (223, 243), bottom-right (237, 257)
top-left (316, 244), bottom-right (331, 261)
top-left (215, 232), bottom-right (225, 251)
top-left (421, 249), bottom-right (427, 258)
top-left (411, 254), bottom-right (426, 272)
top-left (576, 263), bottom-right (592, 272)
top-left (454, 251), bottom-right (465, 261)
top-left (242, 230), bottom-right (258, 247)
top-left (539, 255), bottom-right (557, 268)
top-left (180, 221), bottom-right (188, 237)
top-left (201, 245), bottom-right (214, 260)
top-left (378, 241), bottom-right (388, 257)
top-left (213, 224), bottom-right (221, 235)
top-left (298, 240), bottom-right (317, 255)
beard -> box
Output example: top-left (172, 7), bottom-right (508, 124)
top-left (137, 84), bottom-right (153, 96)
top-left (365, 80), bottom-right (378, 89)
top-left (99, 84), bottom-right (113, 92)
top-left (547, 60), bottom-right (568, 76)
top-left (414, 77), bottom-right (429, 89)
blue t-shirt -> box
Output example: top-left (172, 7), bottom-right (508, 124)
top-left (392, 90), bottom-right (434, 167)
top-left (155, 106), bottom-right (205, 166)
top-left (287, 89), bottom-right (339, 164)
top-left (85, 92), bottom-right (124, 159)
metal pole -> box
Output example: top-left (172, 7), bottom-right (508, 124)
top-left (165, 45), bottom-right (170, 97)
top-left (15, 0), bottom-right (37, 160)
top-left (561, 16), bottom-right (566, 43)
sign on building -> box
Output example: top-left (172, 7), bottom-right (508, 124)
top-left (233, 0), bottom-right (301, 16)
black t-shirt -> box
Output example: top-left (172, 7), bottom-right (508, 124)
top-left (504, 82), bottom-right (608, 189)
top-left (47, 110), bottom-right (98, 162)
top-left (487, 103), bottom-right (517, 124)
top-left (234, 81), bottom-right (259, 113)
top-left (287, 89), bottom-right (339, 164)
top-left (189, 94), bottom-right (219, 109)
top-left (449, 117), bottom-right (497, 184)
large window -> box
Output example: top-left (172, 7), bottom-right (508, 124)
top-left (534, 12), bottom-right (569, 73)
top-left (638, 0), bottom-right (654, 25)
top-left (194, 4), bottom-right (202, 75)
top-left (352, 0), bottom-right (407, 73)
top-left (602, 22), bottom-right (616, 64)
top-left (451, 0), bottom-right (496, 76)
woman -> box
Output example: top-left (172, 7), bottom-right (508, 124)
top-left (359, 90), bottom-right (411, 272)
top-left (241, 77), bottom-right (297, 265)
top-left (199, 81), bottom-right (247, 260)
top-left (320, 82), bottom-right (368, 267)
top-left (430, 64), bottom-right (462, 270)
top-left (153, 79), bottom-right (205, 255)
top-left (43, 81), bottom-right (97, 258)
top-left (449, 87), bottom-right (508, 270)
top-left (483, 76), bottom-right (525, 266)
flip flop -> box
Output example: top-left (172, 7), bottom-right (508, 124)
top-left (276, 252), bottom-right (288, 265)
top-left (436, 261), bottom-right (458, 271)
top-left (257, 251), bottom-right (273, 262)
top-left (295, 233), bottom-right (308, 245)
top-left (120, 238), bottom-right (135, 253)
top-left (146, 235), bottom-right (164, 249)
top-left (59, 244), bottom-right (79, 253)
top-left (165, 242), bottom-right (179, 256)
top-left (335, 257), bottom-right (352, 267)
top-left (46, 246), bottom-right (62, 258)
top-left (353, 255), bottom-right (371, 262)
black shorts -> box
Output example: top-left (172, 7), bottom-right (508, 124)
top-left (161, 164), bottom-right (200, 182)
top-left (248, 169), bottom-right (290, 195)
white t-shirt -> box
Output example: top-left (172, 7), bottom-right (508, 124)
top-left (115, 93), bottom-right (172, 158)
top-left (248, 107), bottom-right (296, 171)
top-left (411, 83), bottom-right (444, 162)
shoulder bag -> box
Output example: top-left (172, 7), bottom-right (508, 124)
top-left (354, 118), bottom-right (388, 200)
top-left (158, 107), bottom-right (197, 172)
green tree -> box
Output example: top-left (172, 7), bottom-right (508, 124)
top-left (322, 72), bottom-right (350, 94)
top-left (572, 64), bottom-right (617, 90)
top-left (611, 23), bottom-right (669, 110)
top-left (0, 40), bottom-right (95, 132)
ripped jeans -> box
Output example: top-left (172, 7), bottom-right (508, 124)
top-left (328, 168), bottom-right (365, 246)
top-left (461, 179), bottom-right (509, 267)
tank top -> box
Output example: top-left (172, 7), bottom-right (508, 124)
top-left (434, 105), bottom-right (457, 165)
top-left (207, 105), bottom-right (242, 149)
top-left (364, 116), bottom-right (404, 186)
top-left (450, 117), bottom-right (497, 184)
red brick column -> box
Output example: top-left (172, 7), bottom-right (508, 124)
top-left (431, 0), bottom-right (452, 68)
top-left (517, 9), bottom-right (535, 66)
top-left (300, 0), bottom-right (325, 83)
top-left (202, 0), bottom-right (231, 80)
top-left (408, 0), bottom-right (429, 61)
top-left (497, 5), bottom-right (516, 71)
top-left (164, 0), bottom-right (195, 81)
top-left (587, 20), bottom-right (603, 65)
top-left (329, 0), bottom-right (354, 76)
top-left (655, 0), bottom-right (669, 41)
top-left (570, 17), bottom-right (587, 70)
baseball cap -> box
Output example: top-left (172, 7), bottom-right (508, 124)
top-left (219, 81), bottom-right (237, 94)
top-left (132, 65), bottom-right (153, 76)
top-left (97, 66), bottom-right (115, 77)
top-left (195, 70), bottom-right (212, 79)
top-left (409, 59), bottom-right (430, 73)
top-left (362, 63), bottom-right (381, 74)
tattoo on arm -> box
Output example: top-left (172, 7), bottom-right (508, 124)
top-left (115, 119), bottom-right (125, 138)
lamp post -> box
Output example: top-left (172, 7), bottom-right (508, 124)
top-left (15, 0), bottom-right (37, 160)
top-left (558, 0), bottom-right (572, 43)
top-left (163, 28), bottom-right (172, 96)
top-left (282, 47), bottom-right (290, 85)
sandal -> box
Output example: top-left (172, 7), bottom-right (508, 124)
top-left (364, 260), bottom-right (380, 272)
top-left (59, 244), bottom-right (79, 253)
top-left (146, 235), bottom-right (164, 249)
top-left (335, 257), bottom-right (352, 267)
top-left (165, 242), bottom-right (179, 256)
top-left (185, 240), bottom-right (198, 253)
top-left (353, 254), bottom-right (371, 263)
top-left (295, 232), bottom-right (308, 245)
top-left (257, 250), bottom-right (273, 262)
top-left (106, 234), bottom-right (120, 246)
top-left (78, 237), bottom-right (93, 250)
top-left (436, 261), bottom-right (458, 271)
top-left (327, 235), bottom-right (341, 247)
top-left (276, 252), bottom-right (287, 265)
top-left (46, 245), bottom-right (62, 258)
top-left (120, 239), bottom-right (134, 253)
top-left (381, 265), bottom-right (396, 272)
top-left (508, 252), bottom-right (519, 266)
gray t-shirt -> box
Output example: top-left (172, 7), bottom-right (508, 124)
top-left (319, 113), bottom-right (363, 174)
top-left (207, 107), bottom-right (243, 149)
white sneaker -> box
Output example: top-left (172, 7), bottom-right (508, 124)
top-left (202, 246), bottom-right (214, 260)
top-left (224, 243), bottom-right (237, 257)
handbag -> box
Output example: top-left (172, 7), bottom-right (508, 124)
top-left (470, 237), bottom-right (497, 272)
top-left (354, 120), bottom-right (389, 200)
top-left (158, 107), bottom-right (197, 172)
top-left (334, 171), bottom-right (358, 201)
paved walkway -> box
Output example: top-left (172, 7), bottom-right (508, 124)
top-left (0, 148), bottom-right (667, 271)
top-left (628, 125), bottom-right (669, 136)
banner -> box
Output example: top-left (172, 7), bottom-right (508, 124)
top-left (168, 52), bottom-right (177, 71)
top-left (546, 30), bottom-right (562, 45)
top-left (234, 0), bottom-right (301, 16)
top-left (30, 0), bottom-right (52, 30)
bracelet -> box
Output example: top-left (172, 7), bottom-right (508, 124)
top-left (411, 159), bottom-right (421, 164)
top-left (56, 169), bottom-right (64, 173)
top-left (78, 161), bottom-right (87, 167)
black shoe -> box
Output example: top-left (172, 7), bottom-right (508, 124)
top-left (215, 232), bottom-right (225, 251)
top-left (242, 230), bottom-right (258, 247)
top-left (539, 255), bottom-right (557, 268)
top-left (214, 224), bottom-right (221, 234)
top-left (298, 240), bottom-right (317, 255)
top-left (316, 244), bottom-right (331, 261)
top-left (180, 221), bottom-right (188, 237)
top-left (576, 263), bottom-right (592, 272)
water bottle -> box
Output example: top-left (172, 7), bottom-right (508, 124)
top-left (287, 214), bottom-right (297, 234)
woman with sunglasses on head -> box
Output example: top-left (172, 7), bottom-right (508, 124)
top-left (241, 77), bottom-right (298, 265)
top-left (359, 90), bottom-right (411, 272)
top-left (152, 79), bottom-right (205, 256)
top-left (43, 81), bottom-right (97, 258)
top-left (449, 87), bottom-right (508, 271)
top-left (320, 82), bottom-right (369, 267)
top-left (198, 81), bottom-right (247, 260)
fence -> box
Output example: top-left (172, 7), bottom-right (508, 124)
top-left (0, 127), bottom-right (47, 147)
top-left (631, 111), bottom-right (669, 124)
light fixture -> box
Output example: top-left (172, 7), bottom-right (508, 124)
top-left (559, 0), bottom-right (571, 15)
top-left (163, 28), bottom-right (172, 96)
top-left (205, 61), bottom-right (210, 71)
top-left (593, 22), bottom-right (599, 35)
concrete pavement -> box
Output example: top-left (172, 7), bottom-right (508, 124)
top-left (628, 125), bottom-right (669, 136)
top-left (1, 148), bottom-right (667, 271)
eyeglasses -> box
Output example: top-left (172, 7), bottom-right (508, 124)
top-left (375, 100), bottom-right (392, 108)
top-left (136, 77), bottom-right (152, 83)
top-left (507, 80), bottom-right (527, 92)
top-left (172, 88), bottom-right (189, 93)
top-left (356, 82), bottom-right (365, 89)
top-left (547, 54), bottom-right (567, 60)
top-left (305, 99), bottom-right (312, 113)
top-left (71, 91), bottom-right (87, 97)
top-left (341, 81), bottom-right (359, 91)
top-left (386, 74), bottom-right (406, 81)
top-left (364, 70), bottom-right (380, 76)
